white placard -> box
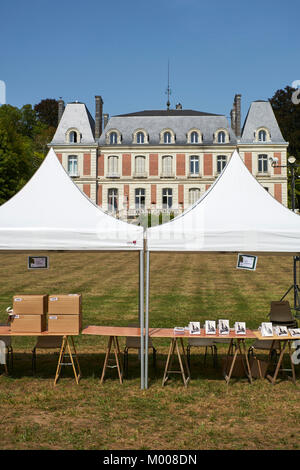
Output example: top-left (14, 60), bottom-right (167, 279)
top-left (205, 320), bottom-right (216, 335)
top-left (189, 322), bottom-right (201, 335)
top-left (235, 322), bottom-right (246, 335)
top-left (218, 319), bottom-right (230, 335)
top-left (261, 322), bottom-right (273, 337)
top-left (236, 254), bottom-right (257, 271)
top-left (28, 256), bottom-right (49, 270)
top-left (273, 325), bottom-right (288, 337)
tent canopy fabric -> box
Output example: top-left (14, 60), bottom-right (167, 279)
top-left (0, 148), bottom-right (143, 251)
top-left (146, 150), bottom-right (300, 253)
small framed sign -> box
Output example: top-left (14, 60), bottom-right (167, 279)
top-left (236, 254), bottom-right (257, 271)
top-left (28, 256), bottom-right (49, 270)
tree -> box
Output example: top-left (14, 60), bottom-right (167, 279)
top-left (269, 86), bottom-right (300, 160)
top-left (34, 98), bottom-right (58, 128)
top-left (270, 86), bottom-right (300, 208)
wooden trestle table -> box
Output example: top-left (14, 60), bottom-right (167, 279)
top-left (0, 326), bottom-right (81, 386)
top-left (253, 330), bottom-right (297, 385)
top-left (82, 326), bottom-right (256, 386)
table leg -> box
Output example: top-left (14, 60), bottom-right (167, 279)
top-left (288, 341), bottom-right (296, 384)
top-left (100, 336), bottom-right (123, 385)
top-left (162, 339), bottom-right (176, 386)
top-left (238, 339), bottom-right (252, 384)
top-left (54, 336), bottom-right (81, 386)
top-left (224, 341), bottom-right (239, 385)
top-left (267, 340), bottom-right (288, 385)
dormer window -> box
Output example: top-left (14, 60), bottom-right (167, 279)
top-left (66, 128), bottom-right (80, 144)
top-left (133, 129), bottom-right (148, 144)
top-left (255, 127), bottom-right (270, 142)
top-left (106, 129), bottom-right (122, 145)
top-left (110, 132), bottom-right (118, 144)
top-left (258, 129), bottom-right (267, 142)
top-left (160, 129), bottom-right (175, 144)
top-left (218, 131), bottom-right (226, 143)
top-left (191, 131), bottom-right (199, 144)
top-left (164, 131), bottom-right (171, 144)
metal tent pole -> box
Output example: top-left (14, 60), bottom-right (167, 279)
top-left (139, 249), bottom-right (145, 390)
top-left (145, 250), bottom-right (150, 389)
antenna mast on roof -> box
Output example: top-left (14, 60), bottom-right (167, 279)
top-left (165, 60), bottom-right (171, 110)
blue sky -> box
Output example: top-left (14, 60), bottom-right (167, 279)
top-left (0, 0), bottom-right (299, 122)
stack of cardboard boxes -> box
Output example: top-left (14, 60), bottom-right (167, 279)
top-left (48, 294), bottom-right (82, 334)
top-left (11, 294), bottom-right (82, 334)
top-left (12, 295), bottom-right (48, 333)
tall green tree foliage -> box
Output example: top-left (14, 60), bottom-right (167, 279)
top-left (0, 100), bottom-right (58, 205)
top-left (270, 86), bottom-right (300, 208)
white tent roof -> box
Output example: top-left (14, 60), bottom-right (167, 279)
top-left (146, 150), bottom-right (300, 253)
top-left (0, 148), bottom-right (143, 251)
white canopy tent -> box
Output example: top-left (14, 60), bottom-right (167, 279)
top-left (144, 150), bottom-right (300, 388)
top-left (0, 148), bottom-right (146, 387)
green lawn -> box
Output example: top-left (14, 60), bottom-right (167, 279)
top-left (0, 251), bottom-right (299, 450)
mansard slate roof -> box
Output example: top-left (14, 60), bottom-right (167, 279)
top-left (99, 110), bottom-right (237, 145)
top-left (240, 100), bottom-right (286, 144)
top-left (51, 102), bottom-right (96, 145)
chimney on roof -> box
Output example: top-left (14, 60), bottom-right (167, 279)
top-left (95, 95), bottom-right (104, 139)
top-left (58, 97), bottom-right (65, 123)
top-left (103, 113), bottom-right (109, 128)
top-left (230, 94), bottom-right (241, 137)
top-left (234, 94), bottom-right (241, 138)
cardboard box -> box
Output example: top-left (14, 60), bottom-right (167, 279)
top-left (48, 294), bottom-right (82, 315)
top-left (13, 295), bottom-right (48, 315)
top-left (48, 313), bottom-right (82, 334)
top-left (11, 314), bottom-right (46, 333)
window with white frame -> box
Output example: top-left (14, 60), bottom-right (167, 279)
top-left (108, 155), bottom-right (119, 176)
top-left (163, 131), bottom-right (172, 144)
top-left (190, 131), bottom-right (199, 144)
top-left (258, 154), bottom-right (268, 173)
top-left (135, 188), bottom-right (145, 209)
top-left (69, 131), bottom-right (78, 143)
top-left (162, 188), bottom-right (173, 208)
top-left (258, 130), bottom-right (267, 142)
top-left (108, 188), bottom-right (118, 211)
top-left (67, 155), bottom-right (78, 176)
top-left (217, 131), bottom-right (226, 143)
top-left (189, 188), bottom-right (200, 205)
top-left (162, 155), bottom-right (173, 176)
top-left (136, 131), bottom-right (145, 144)
top-left (109, 131), bottom-right (118, 144)
top-left (190, 155), bottom-right (200, 175)
top-left (217, 155), bottom-right (227, 173)
top-left (135, 156), bottom-right (146, 175)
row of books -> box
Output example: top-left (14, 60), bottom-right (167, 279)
top-left (174, 320), bottom-right (246, 336)
top-left (260, 323), bottom-right (300, 338)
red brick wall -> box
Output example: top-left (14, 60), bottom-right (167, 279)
top-left (151, 184), bottom-right (157, 204)
top-left (149, 154), bottom-right (158, 176)
top-left (274, 183), bottom-right (282, 203)
top-left (97, 184), bottom-right (102, 206)
top-left (56, 153), bottom-right (62, 164)
top-left (83, 184), bottom-right (90, 198)
top-left (83, 153), bottom-right (91, 176)
top-left (122, 154), bottom-right (131, 176)
top-left (124, 184), bottom-right (129, 208)
top-left (203, 154), bottom-right (213, 176)
top-left (178, 184), bottom-right (184, 205)
top-left (244, 152), bottom-right (252, 173)
top-left (176, 154), bottom-right (186, 176)
top-left (273, 153), bottom-right (282, 175)
top-left (97, 154), bottom-right (104, 176)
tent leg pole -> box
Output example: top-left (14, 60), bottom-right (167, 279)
top-left (145, 250), bottom-right (150, 389)
top-left (139, 249), bottom-right (145, 390)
